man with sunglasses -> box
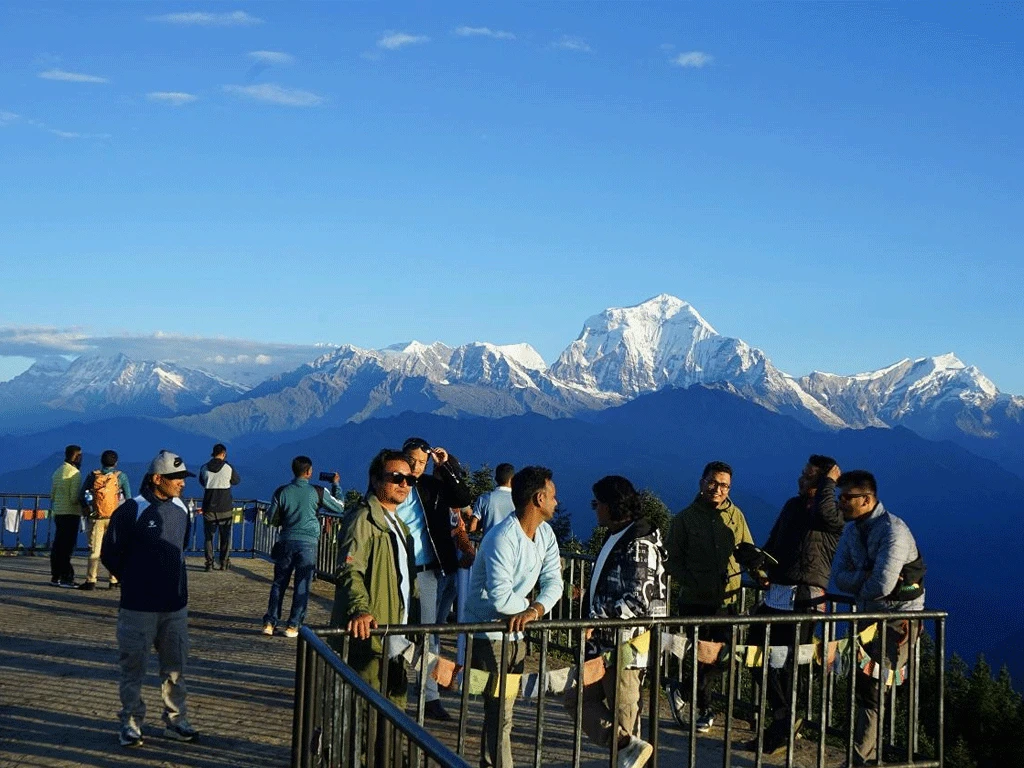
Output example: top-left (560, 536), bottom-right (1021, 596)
top-left (830, 470), bottom-right (925, 766)
top-left (261, 456), bottom-right (345, 638)
top-left (665, 460), bottom-right (755, 734)
top-left (331, 450), bottom-right (419, 711)
top-left (397, 436), bottom-right (474, 721)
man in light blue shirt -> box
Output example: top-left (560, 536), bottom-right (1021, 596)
top-left (463, 466), bottom-right (563, 768)
top-left (472, 463), bottom-right (516, 534)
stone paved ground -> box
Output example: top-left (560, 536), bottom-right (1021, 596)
top-left (0, 554), bottom-right (847, 768)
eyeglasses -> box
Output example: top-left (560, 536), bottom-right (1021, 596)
top-left (402, 438), bottom-right (431, 453)
top-left (837, 492), bottom-right (871, 502)
top-left (704, 481), bottom-right (731, 491)
top-left (382, 472), bottom-right (418, 487)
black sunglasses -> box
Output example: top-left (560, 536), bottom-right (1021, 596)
top-left (382, 471), bottom-right (418, 487)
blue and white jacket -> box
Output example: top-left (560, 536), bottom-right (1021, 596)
top-left (101, 490), bottom-right (191, 613)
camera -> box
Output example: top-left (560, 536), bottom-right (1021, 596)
top-left (318, 471), bottom-right (337, 483)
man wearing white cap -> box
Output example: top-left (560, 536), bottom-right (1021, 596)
top-left (101, 450), bottom-right (198, 748)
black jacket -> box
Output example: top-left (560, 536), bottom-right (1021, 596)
top-left (199, 458), bottom-right (241, 521)
top-left (762, 478), bottom-right (844, 591)
top-left (412, 455), bottom-right (474, 576)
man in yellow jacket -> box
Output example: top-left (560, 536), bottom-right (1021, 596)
top-left (666, 460), bottom-right (754, 733)
top-left (50, 444), bottom-right (84, 587)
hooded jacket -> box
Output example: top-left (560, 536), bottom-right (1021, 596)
top-left (584, 517), bottom-right (669, 665)
top-left (666, 495), bottom-right (753, 608)
top-left (331, 494), bottom-right (419, 659)
top-left (199, 458), bottom-right (241, 522)
top-left (830, 501), bottom-right (925, 612)
top-left (762, 477), bottom-right (844, 591)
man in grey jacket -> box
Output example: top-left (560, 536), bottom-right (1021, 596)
top-left (830, 470), bottom-right (925, 766)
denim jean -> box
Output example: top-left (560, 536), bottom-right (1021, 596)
top-left (263, 539), bottom-right (318, 629)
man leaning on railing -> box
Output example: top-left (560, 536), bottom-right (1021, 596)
top-left (461, 465), bottom-right (564, 768)
top-left (830, 469), bottom-right (926, 767)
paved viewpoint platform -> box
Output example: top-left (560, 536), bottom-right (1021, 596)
top-left (0, 554), bottom-right (334, 768)
top-left (1, 554), bottom-right (845, 768)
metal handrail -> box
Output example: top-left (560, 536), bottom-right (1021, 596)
top-left (308, 608), bottom-right (946, 768)
top-left (293, 627), bottom-right (470, 768)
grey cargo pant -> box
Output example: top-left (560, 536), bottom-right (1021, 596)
top-left (117, 607), bottom-right (189, 726)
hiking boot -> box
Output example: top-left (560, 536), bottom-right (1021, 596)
top-left (262, 623), bottom-right (274, 636)
top-left (163, 715), bottom-right (198, 742)
top-left (284, 626), bottom-right (300, 639)
top-left (119, 718), bottom-right (144, 748)
top-left (695, 710), bottom-right (715, 733)
top-left (78, 581), bottom-right (96, 591)
top-left (617, 736), bottom-right (654, 768)
top-left (424, 700), bottom-right (452, 722)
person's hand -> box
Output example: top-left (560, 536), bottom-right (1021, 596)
top-left (429, 446), bottom-right (449, 465)
top-left (508, 604), bottom-right (542, 633)
top-left (348, 612), bottom-right (377, 640)
top-left (584, 627), bottom-right (594, 641)
top-left (332, 472), bottom-right (340, 484)
top-left (827, 464), bottom-right (841, 482)
top-left (755, 571), bottom-right (771, 589)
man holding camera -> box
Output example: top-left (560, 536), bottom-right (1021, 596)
top-left (397, 436), bottom-right (474, 721)
top-left (262, 456), bottom-right (345, 638)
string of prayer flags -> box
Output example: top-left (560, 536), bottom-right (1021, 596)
top-left (661, 632), bottom-right (689, 660)
top-left (431, 656), bottom-right (458, 689)
top-left (547, 666), bottom-right (571, 695)
top-left (582, 657), bottom-right (605, 686)
top-left (520, 673), bottom-right (543, 699)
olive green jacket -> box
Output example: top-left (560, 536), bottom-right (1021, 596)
top-left (666, 495), bottom-right (754, 608)
top-left (330, 495), bottom-right (419, 659)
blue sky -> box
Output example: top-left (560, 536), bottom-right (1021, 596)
top-left (2, 2), bottom-right (1022, 392)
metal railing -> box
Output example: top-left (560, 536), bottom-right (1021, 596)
top-left (303, 609), bottom-right (946, 768)
top-left (293, 627), bottom-right (470, 768)
top-left (0, 492), bottom-right (273, 557)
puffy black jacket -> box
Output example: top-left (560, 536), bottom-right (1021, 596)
top-left (762, 478), bottom-right (844, 591)
top-left (411, 455), bottom-right (474, 576)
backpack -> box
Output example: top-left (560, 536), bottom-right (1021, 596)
top-left (92, 471), bottom-right (123, 519)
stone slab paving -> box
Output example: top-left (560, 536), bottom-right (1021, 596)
top-left (0, 554), bottom-right (845, 768)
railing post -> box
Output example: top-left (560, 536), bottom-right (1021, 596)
top-left (292, 633), bottom-right (308, 768)
top-left (936, 618), bottom-right (945, 767)
top-left (648, 626), bottom-right (662, 768)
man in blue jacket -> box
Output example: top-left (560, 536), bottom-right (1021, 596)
top-left (100, 450), bottom-right (198, 749)
top-left (262, 455), bottom-right (345, 638)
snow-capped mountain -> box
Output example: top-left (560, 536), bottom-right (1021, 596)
top-left (171, 340), bottom-right (617, 439)
top-left (799, 353), bottom-right (1023, 439)
top-left (0, 353), bottom-right (248, 431)
top-left (549, 294), bottom-right (845, 429)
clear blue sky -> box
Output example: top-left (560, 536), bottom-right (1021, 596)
top-left (2, 2), bottom-right (1022, 392)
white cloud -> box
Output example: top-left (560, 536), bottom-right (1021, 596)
top-left (248, 50), bottom-right (294, 65)
top-left (38, 68), bottom-right (109, 84)
top-left (0, 111), bottom-right (20, 126)
top-left (454, 26), bottom-right (516, 41)
top-left (148, 11), bottom-right (263, 26)
top-left (671, 51), bottom-right (713, 68)
top-left (377, 32), bottom-right (430, 50)
top-left (147, 91), bottom-right (198, 105)
top-left (48, 128), bottom-right (112, 140)
top-left (223, 83), bottom-right (323, 107)
top-left (552, 35), bottom-right (592, 53)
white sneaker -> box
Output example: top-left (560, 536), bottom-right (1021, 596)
top-left (284, 626), bottom-right (299, 638)
top-left (617, 736), bottom-right (654, 768)
top-left (262, 623), bottom-right (274, 636)
top-left (695, 710), bottom-right (715, 733)
top-left (163, 715), bottom-right (198, 742)
top-left (118, 717), bottom-right (143, 747)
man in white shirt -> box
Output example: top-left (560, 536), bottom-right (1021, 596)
top-left (462, 466), bottom-right (564, 768)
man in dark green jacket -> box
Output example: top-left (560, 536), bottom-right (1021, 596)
top-left (666, 460), bottom-right (754, 733)
top-left (331, 449), bottom-right (419, 704)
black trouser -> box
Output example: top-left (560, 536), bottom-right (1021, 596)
top-left (748, 604), bottom-right (817, 730)
top-left (203, 517), bottom-right (232, 567)
top-left (50, 515), bottom-right (80, 582)
top-left (678, 603), bottom-right (734, 712)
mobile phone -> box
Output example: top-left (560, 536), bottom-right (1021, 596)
top-left (318, 472), bottom-right (336, 483)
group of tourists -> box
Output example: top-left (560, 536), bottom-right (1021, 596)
top-left (47, 438), bottom-right (926, 768)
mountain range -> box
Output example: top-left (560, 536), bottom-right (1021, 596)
top-left (2, 295), bottom-right (1020, 476)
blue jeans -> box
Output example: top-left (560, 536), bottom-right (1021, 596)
top-left (263, 540), bottom-right (317, 629)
